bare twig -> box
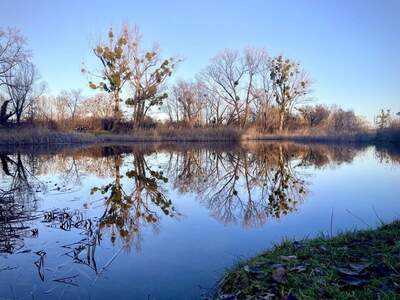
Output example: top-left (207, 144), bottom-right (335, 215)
top-left (345, 209), bottom-right (370, 227)
top-left (372, 205), bottom-right (385, 226)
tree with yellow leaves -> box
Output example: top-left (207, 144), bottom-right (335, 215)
top-left (82, 27), bottom-right (132, 122)
top-left (84, 25), bottom-right (178, 127)
top-left (270, 55), bottom-right (311, 131)
top-left (124, 25), bottom-right (178, 127)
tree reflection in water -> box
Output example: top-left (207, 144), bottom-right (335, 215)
top-left (0, 153), bottom-right (43, 254)
top-left (164, 143), bottom-right (309, 227)
top-left (0, 142), bottom-right (397, 281)
top-left (91, 149), bottom-right (178, 251)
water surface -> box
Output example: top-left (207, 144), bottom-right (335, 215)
top-left (0, 142), bottom-right (399, 299)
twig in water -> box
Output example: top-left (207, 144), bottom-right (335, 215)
top-left (345, 209), bottom-right (370, 227)
top-left (34, 250), bottom-right (46, 281)
top-left (330, 208), bottom-right (334, 238)
top-left (372, 205), bottom-right (385, 226)
top-left (92, 247), bottom-right (123, 285)
top-left (100, 247), bottom-right (123, 274)
top-left (0, 266), bottom-right (17, 272)
top-left (53, 274), bottom-right (79, 286)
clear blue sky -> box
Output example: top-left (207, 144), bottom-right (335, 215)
top-left (1, 0), bottom-right (399, 120)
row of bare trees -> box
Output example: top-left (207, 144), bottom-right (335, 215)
top-left (165, 49), bottom-right (311, 131)
top-left (82, 25), bottom-right (314, 131)
top-left (33, 91), bottom-right (119, 129)
top-left (1, 24), bottom-right (371, 133)
top-left (0, 28), bottom-right (44, 125)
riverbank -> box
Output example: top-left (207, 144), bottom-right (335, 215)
top-left (0, 127), bottom-right (398, 146)
top-left (214, 221), bottom-right (400, 299)
top-left (242, 127), bottom-right (400, 145)
top-left (0, 127), bottom-right (241, 146)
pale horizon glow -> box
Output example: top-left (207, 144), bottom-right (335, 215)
top-left (1, 0), bottom-right (399, 121)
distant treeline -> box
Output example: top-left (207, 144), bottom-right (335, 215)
top-left (0, 25), bottom-right (399, 138)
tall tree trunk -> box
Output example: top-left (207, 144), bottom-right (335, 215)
top-left (279, 110), bottom-right (285, 132)
top-left (113, 90), bottom-right (121, 123)
top-left (0, 100), bottom-right (12, 125)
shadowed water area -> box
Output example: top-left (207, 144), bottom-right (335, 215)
top-left (0, 142), bottom-right (399, 299)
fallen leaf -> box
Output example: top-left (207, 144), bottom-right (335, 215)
top-left (336, 267), bottom-right (360, 276)
top-left (218, 294), bottom-right (236, 300)
top-left (272, 266), bottom-right (287, 284)
top-left (259, 293), bottom-right (275, 299)
top-left (349, 262), bottom-right (371, 273)
top-left (281, 255), bottom-right (297, 261)
top-left (243, 265), bottom-right (264, 276)
top-left (313, 267), bottom-right (324, 275)
top-left (290, 265), bottom-right (306, 273)
top-left (340, 275), bottom-right (368, 287)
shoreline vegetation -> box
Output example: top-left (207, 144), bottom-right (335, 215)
top-left (0, 126), bottom-right (398, 147)
top-left (213, 221), bottom-right (400, 299)
top-left (2, 25), bottom-right (400, 153)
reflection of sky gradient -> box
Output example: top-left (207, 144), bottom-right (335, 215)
top-left (1, 0), bottom-right (399, 120)
top-left (0, 145), bottom-right (399, 299)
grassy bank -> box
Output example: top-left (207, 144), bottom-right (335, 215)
top-left (0, 126), bottom-right (398, 146)
top-left (215, 221), bottom-right (400, 299)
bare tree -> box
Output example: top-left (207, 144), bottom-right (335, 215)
top-left (241, 48), bottom-right (268, 127)
top-left (169, 80), bottom-right (204, 126)
top-left (165, 88), bottom-right (180, 123)
top-left (375, 109), bottom-right (391, 129)
top-left (299, 104), bottom-right (330, 128)
top-left (32, 94), bottom-right (55, 122)
top-left (0, 28), bottom-right (29, 88)
top-left (5, 61), bottom-right (37, 123)
top-left (251, 57), bottom-right (274, 129)
top-left (200, 49), bottom-right (244, 125)
top-left (57, 89), bottom-right (82, 123)
top-left (82, 93), bottom-right (114, 119)
top-left (196, 80), bottom-right (225, 126)
top-left (199, 48), bottom-right (268, 127)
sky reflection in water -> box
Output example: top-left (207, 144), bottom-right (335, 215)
top-left (0, 142), bottom-right (399, 299)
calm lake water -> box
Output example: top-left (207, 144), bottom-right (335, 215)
top-left (0, 142), bottom-right (399, 299)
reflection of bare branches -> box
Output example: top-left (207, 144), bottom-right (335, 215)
top-left (0, 196), bottom-right (39, 253)
top-left (1, 153), bottom-right (44, 203)
top-left (0, 153), bottom-right (41, 254)
top-left (0, 142), bottom-right (374, 260)
top-left (165, 144), bottom-right (314, 228)
top-left (375, 144), bottom-right (400, 165)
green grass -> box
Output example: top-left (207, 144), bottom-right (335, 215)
top-left (216, 221), bottom-right (400, 299)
